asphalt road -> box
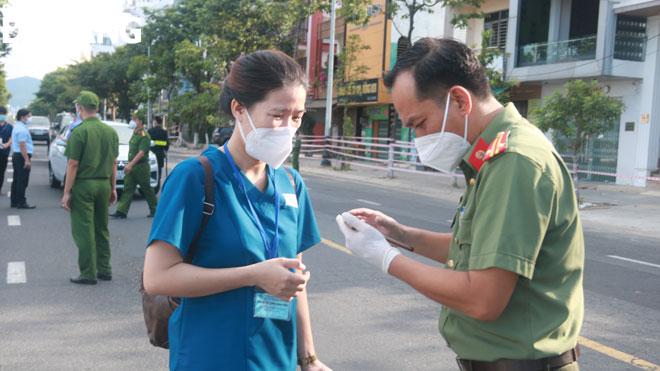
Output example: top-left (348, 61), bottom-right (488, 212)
top-left (0, 145), bottom-right (658, 370)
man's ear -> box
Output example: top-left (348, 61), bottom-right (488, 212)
top-left (448, 86), bottom-right (473, 117)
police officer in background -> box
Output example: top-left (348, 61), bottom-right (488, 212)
top-left (110, 109), bottom-right (158, 219)
top-left (147, 115), bottom-right (168, 188)
top-left (62, 91), bottom-right (119, 285)
top-left (0, 106), bottom-right (12, 196)
top-left (336, 38), bottom-right (584, 370)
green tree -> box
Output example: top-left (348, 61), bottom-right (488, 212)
top-left (0, 64), bottom-right (10, 107)
top-left (335, 35), bottom-right (371, 170)
top-left (532, 79), bottom-right (625, 198)
top-left (476, 30), bottom-right (518, 103)
top-left (30, 68), bottom-right (80, 120)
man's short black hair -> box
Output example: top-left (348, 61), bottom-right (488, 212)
top-left (0, 106), bottom-right (7, 114)
top-left (383, 38), bottom-right (491, 101)
top-left (16, 108), bottom-right (30, 121)
top-left (153, 115), bottom-right (163, 125)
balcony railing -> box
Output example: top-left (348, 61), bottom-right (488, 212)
top-left (517, 35), bottom-right (597, 67)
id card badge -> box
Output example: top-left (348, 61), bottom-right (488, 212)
top-left (253, 287), bottom-right (292, 321)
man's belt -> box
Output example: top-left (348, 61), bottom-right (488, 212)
top-left (456, 345), bottom-right (580, 371)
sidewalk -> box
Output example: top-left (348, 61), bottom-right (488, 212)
top-left (168, 146), bottom-right (660, 238)
top-left (296, 157), bottom-right (660, 238)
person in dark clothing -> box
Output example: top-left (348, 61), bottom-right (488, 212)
top-left (148, 115), bottom-right (169, 188)
top-left (0, 106), bottom-right (12, 195)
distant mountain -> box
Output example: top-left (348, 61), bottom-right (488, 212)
top-left (7, 76), bottom-right (41, 109)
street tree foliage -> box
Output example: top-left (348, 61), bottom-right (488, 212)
top-left (30, 0), bottom-right (372, 144)
top-left (533, 80), bottom-right (624, 159)
top-left (389, 0), bottom-right (484, 44)
top-left (476, 30), bottom-right (518, 103)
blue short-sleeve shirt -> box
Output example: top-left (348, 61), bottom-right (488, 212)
top-left (148, 147), bottom-right (321, 371)
top-left (11, 122), bottom-right (33, 154)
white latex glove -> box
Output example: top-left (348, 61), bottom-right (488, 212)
top-left (335, 212), bottom-right (401, 273)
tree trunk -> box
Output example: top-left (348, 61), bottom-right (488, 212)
top-left (193, 131), bottom-right (199, 149)
top-left (407, 1), bottom-right (416, 44)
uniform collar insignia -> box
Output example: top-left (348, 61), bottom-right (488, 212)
top-left (467, 138), bottom-right (490, 172)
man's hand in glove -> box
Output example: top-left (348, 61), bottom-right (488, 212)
top-left (335, 212), bottom-right (401, 273)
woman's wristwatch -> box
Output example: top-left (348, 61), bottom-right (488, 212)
top-left (298, 354), bottom-right (317, 366)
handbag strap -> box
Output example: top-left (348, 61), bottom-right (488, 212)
top-left (183, 155), bottom-right (215, 264)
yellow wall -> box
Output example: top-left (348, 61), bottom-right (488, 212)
top-left (344, 0), bottom-right (392, 105)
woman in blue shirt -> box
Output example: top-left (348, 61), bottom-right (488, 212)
top-left (143, 50), bottom-right (331, 371)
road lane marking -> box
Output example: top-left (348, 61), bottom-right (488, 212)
top-left (357, 199), bottom-right (381, 206)
top-left (7, 178), bottom-right (12, 182)
top-left (579, 336), bottom-right (660, 370)
top-left (321, 237), bottom-right (352, 255)
top-left (7, 262), bottom-right (26, 284)
top-left (607, 255), bottom-right (660, 269)
top-left (7, 215), bottom-right (20, 226)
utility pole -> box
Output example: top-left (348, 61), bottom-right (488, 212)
top-left (147, 44), bottom-right (152, 129)
top-left (321, 0), bottom-right (337, 167)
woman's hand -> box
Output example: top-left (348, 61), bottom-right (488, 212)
top-left (349, 208), bottom-right (407, 244)
top-left (302, 359), bottom-right (332, 371)
top-left (253, 258), bottom-right (310, 302)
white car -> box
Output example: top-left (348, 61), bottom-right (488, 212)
top-left (48, 121), bottom-right (160, 195)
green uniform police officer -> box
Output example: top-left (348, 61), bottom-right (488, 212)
top-left (110, 109), bottom-right (158, 219)
top-left (336, 38), bottom-right (584, 370)
top-left (62, 91), bottom-right (119, 285)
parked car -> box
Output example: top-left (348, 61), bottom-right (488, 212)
top-left (50, 112), bottom-right (74, 142)
top-left (212, 125), bottom-right (233, 145)
top-left (28, 116), bottom-right (51, 143)
top-left (48, 121), bottom-right (160, 195)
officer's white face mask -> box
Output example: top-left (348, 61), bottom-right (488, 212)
top-left (128, 120), bottom-right (137, 129)
top-left (237, 109), bottom-right (297, 169)
top-left (414, 94), bottom-right (471, 174)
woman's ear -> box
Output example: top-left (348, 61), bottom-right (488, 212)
top-left (230, 99), bottom-right (244, 122)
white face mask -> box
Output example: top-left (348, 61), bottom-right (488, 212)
top-left (237, 109), bottom-right (297, 169)
top-left (26, 117), bottom-right (32, 124)
top-left (128, 120), bottom-right (137, 129)
top-left (413, 94), bottom-right (471, 174)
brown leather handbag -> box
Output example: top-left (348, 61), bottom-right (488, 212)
top-left (139, 155), bottom-right (215, 349)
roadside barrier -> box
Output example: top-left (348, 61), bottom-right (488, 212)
top-left (298, 136), bottom-right (660, 183)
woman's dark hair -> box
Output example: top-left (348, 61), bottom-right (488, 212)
top-left (16, 108), bottom-right (31, 121)
top-left (220, 50), bottom-right (308, 115)
top-left (383, 38), bottom-right (491, 101)
top-left (0, 106), bottom-right (7, 114)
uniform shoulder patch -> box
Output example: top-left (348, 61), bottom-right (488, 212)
top-left (484, 131), bottom-right (509, 162)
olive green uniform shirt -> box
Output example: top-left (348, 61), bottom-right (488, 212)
top-left (439, 104), bottom-right (584, 361)
top-left (129, 127), bottom-right (151, 163)
top-left (64, 117), bottom-right (119, 179)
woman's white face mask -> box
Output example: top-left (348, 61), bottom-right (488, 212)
top-left (236, 109), bottom-right (298, 169)
top-left (413, 94), bottom-right (471, 174)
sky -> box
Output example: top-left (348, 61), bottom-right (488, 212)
top-left (3, 0), bottom-right (141, 80)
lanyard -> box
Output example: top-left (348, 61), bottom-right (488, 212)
top-left (224, 143), bottom-right (280, 260)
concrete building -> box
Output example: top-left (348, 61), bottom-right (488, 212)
top-left (490, 0), bottom-right (660, 186)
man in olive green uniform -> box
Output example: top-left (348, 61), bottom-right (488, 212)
top-left (110, 109), bottom-right (158, 218)
top-left (62, 91), bottom-right (119, 285)
top-left (336, 38), bottom-right (584, 370)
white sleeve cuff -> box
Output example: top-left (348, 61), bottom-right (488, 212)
top-left (381, 247), bottom-right (402, 274)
